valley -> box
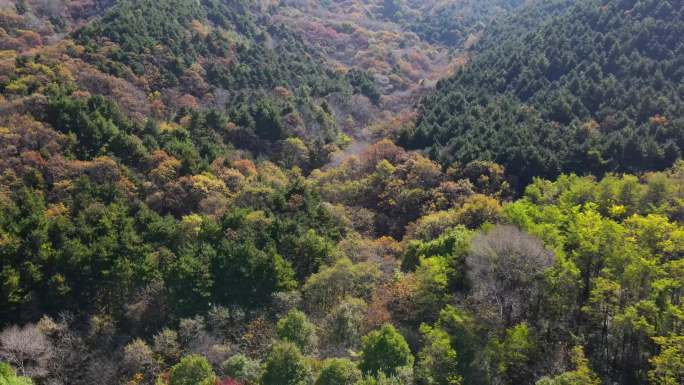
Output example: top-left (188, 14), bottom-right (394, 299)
top-left (0, 2), bottom-right (682, 385)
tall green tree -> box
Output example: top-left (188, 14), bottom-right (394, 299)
top-left (315, 358), bottom-right (362, 385)
top-left (648, 336), bottom-right (684, 385)
top-left (262, 341), bottom-right (311, 385)
top-left (415, 325), bottom-right (462, 385)
top-left (168, 355), bottom-right (216, 385)
top-left (359, 324), bottom-right (414, 377)
top-left (276, 309), bottom-right (318, 354)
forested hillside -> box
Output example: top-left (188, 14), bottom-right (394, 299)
top-left (0, 1), bottom-right (682, 385)
top-left (386, 0), bottom-right (526, 46)
top-left (402, 0), bottom-right (684, 187)
top-left (270, 0), bottom-right (539, 128)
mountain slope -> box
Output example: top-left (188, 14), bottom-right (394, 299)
top-left (269, 0), bottom-right (550, 148)
top-left (1, 2), bottom-right (683, 385)
top-left (401, 0), bottom-right (684, 186)
top-left (73, 0), bottom-right (352, 150)
top-left (396, 0), bottom-right (527, 46)
top-left (1, 0), bottom-right (374, 177)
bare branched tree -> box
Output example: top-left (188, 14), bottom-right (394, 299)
top-left (125, 281), bottom-right (169, 334)
top-left (81, 355), bottom-right (119, 385)
top-left (0, 323), bottom-right (54, 378)
top-left (38, 314), bottom-right (94, 385)
top-left (122, 339), bottom-right (159, 382)
top-left (467, 225), bottom-right (556, 327)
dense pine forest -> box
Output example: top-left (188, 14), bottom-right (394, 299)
top-left (0, 1), bottom-right (682, 385)
top-left (402, 0), bottom-right (684, 186)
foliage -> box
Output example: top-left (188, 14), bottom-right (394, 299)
top-left (403, 0), bottom-right (684, 186)
top-left (276, 310), bottom-right (318, 354)
top-left (648, 336), bottom-right (684, 385)
top-left (324, 297), bottom-right (368, 349)
top-left (0, 2), bottom-right (682, 385)
top-left (402, 226), bottom-right (472, 273)
top-left (312, 140), bottom-right (496, 238)
top-left (261, 341), bottom-right (311, 385)
top-left (346, 69), bottom-right (381, 105)
top-left (535, 346), bottom-right (601, 385)
top-left (168, 355), bottom-right (216, 385)
top-left (500, 167), bottom-right (684, 384)
top-left (315, 358), bottom-right (362, 385)
top-left (221, 354), bottom-right (261, 385)
top-left (71, 0), bottom-right (355, 154)
top-left (0, 362), bottom-right (33, 385)
top-left (359, 324), bottom-right (414, 377)
top-left (395, 0), bottom-right (527, 46)
top-left (415, 325), bottom-right (462, 385)
top-left (302, 258), bottom-right (380, 316)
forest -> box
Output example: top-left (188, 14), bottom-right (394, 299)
top-left (402, 0), bottom-right (684, 187)
top-left (0, 1), bottom-right (682, 385)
